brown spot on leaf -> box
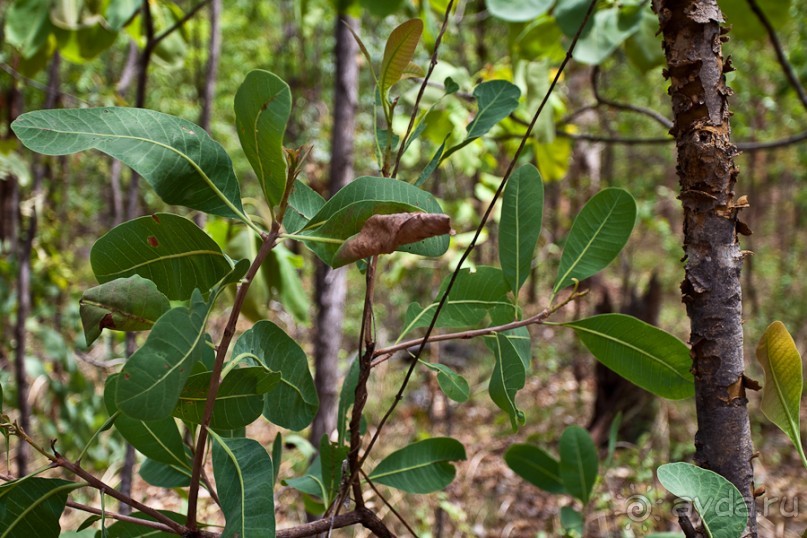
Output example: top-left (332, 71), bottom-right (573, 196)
top-left (147, 236), bottom-right (159, 247)
top-left (99, 313), bottom-right (117, 331)
top-left (333, 213), bottom-right (452, 267)
top-left (151, 214), bottom-right (161, 223)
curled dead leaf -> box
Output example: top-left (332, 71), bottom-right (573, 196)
top-left (333, 212), bottom-right (452, 267)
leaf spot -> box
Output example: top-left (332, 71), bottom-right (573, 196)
top-left (147, 236), bottom-right (159, 248)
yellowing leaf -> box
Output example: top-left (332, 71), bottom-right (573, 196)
top-left (756, 321), bottom-right (806, 468)
top-left (380, 19), bottom-right (423, 97)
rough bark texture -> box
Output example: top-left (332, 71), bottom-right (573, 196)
top-left (654, 1), bottom-right (757, 534)
top-left (310, 13), bottom-right (359, 445)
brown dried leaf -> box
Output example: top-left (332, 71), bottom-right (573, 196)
top-left (333, 213), bottom-right (452, 267)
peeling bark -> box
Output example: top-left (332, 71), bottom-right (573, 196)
top-left (654, 1), bottom-right (757, 534)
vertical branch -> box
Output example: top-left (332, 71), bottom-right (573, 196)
top-left (198, 0), bottom-right (222, 130)
top-left (653, 1), bottom-right (757, 535)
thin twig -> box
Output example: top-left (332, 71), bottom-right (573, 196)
top-left (357, 0), bottom-right (601, 474)
top-left (153, 0), bottom-right (214, 48)
top-left (360, 468), bottom-right (418, 536)
top-left (0, 64), bottom-right (88, 105)
top-left (590, 66), bottom-right (674, 129)
top-left (65, 500), bottom-right (177, 533)
top-left (745, 0), bottom-right (807, 111)
top-left (391, 0), bottom-right (456, 178)
top-left (557, 131), bottom-right (672, 145)
top-left (736, 129), bottom-right (807, 151)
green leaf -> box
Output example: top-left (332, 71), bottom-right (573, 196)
top-left (80, 275), bottom-right (170, 346)
top-left (337, 358), bottom-right (360, 445)
top-left (272, 433), bottom-right (282, 485)
top-left (283, 180), bottom-right (325, 234)
top-left (499, 164), bottom-right (543, 296)
top-left (0, 477), bottom-right (82, 538)
top-left (466, 81), bottom-right (522, 140)
top-left (561, 314), bottom-right (694, 400)
top-left (402, 267), bottom-right (514, 337)
top-left (262, 245), bottom-right (310, 324)
top-left (105, 0), bottom-right (140, 31)
top-left (657, 462), bottom-right (749, 538)
top-left (560, 506), bottom-right (584, 534)
top-left (139, 458), bottom-right (191, 488)
top-left (558, 425), bottom-right (598, 505)
top-left (368, 437), bottom-right (466, 494)
top-left (486, 332), bottom-right (526, 431)
top-left (318, 436), bottom-right (349, 505)
top-left (283, 456), bottom-right (327, 499)
top-left (4, 0), bottom-right (52, 58)
top-left (486, 0), bottom-right (553, 22)
top-left (11, 108), bottom-right (248, 221)
top-left (624, 6), bottom-right (666, 73)
top-left (101, 511), bottom-right (185, 537)
top-left (104, 375), bottom-right (190, 470)
top-left (504, 443), bottom-right (566, 494)
top-left (380, 19), bottom-right (423, 97)
top-left (297, 176), bottom-right (449, 266)
top-left (555, 0), bottom-right (643, 65)
top-left (756, 321), bottom-right (806, 466)
top-left (422, 362), bottom-right (470, 403)
top-left (554, 188), bottom-right (636, 293)
top-left (173, 367), bottom-right (280, 430)
top-left (234, 70), bottom-right (291, 208)
top-left (116, 290), bottom-right (213, 421)
top-left (233, 321), bottom-right (318, 430)
top-left (211, 434), bottom-right (275, 538)
top-left (90, 213), bottom-right (233, 301)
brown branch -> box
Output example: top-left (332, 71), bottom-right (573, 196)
top-left (590, 66), bottom-right (674, 129)
top-left (357, 0), bottom-right (601, 475)
top-left (391, 0), bottom-right (456, 178)
top-left (360, 468), bottom-right (417, 536)
top-left (736, 129), bottom-right (807, 151)
top-left (745, 0), bottom-right (807, 112)
top-left (185, 224), bottom-right (280, 531)
top-left (65, 500), bottom-right (177, 533)
top-left (557, 131), bottom-right (673, 145)
top-left (152, 0), bottom-right (214, 48)
top-left (276, 508), bottom-right (392, 538)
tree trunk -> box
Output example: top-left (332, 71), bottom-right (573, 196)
top-left (654, 1), bottom-right (757, 535)
top-left (310, 13), bottom-right (360, 445)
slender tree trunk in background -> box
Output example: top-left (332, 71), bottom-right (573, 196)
top-left (654, 1), bottom-right (757, 534)
top-left (310, 13), bottom-right (359, 446)
top-left (109, 42), bottom-right (138, 226)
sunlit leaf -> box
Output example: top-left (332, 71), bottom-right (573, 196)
top-left (504, 443), bottom-right (566, 494)
top-left (559, 425), bottom-right (598, 504)
top-left (657, 462), bottom-right (748, 538)
top-left (561, 314), bottom-right (694, 400)
top-left (487, 332), bottom-right (526, 431)
top-left (554, 188), bottom-right (636, 293)
top-left (555, 0), bottom-right (643, 65)
top-left (80, 275), bottom-right (170, 346)
top-left (486, 0), bottom-right (553, 22)
top-left (11, 108), bottom-right (248, 220)
top-left (380, 19), bottom-right (423, 97)
top-left (211, 434), bottom-right (275, 538)
top-left (368, 437), bottom-right (466, 494)
top-left (756, 321), bottom-right (806, 465)
top-left (235, 70), bottom-right (291, 208)
top-left (422, 362), bottom-right (470, 403)
top-left (499, 164), bottom-right (543, 296)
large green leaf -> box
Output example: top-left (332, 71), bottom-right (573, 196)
top-left (561, 314), bottom-right (694, 400)
top-left (402, 266), bottom-right (514, 338)
top-left (297, 176), bottom-right (449, 266)
top-left (80, 275), bottom-right (170, 346)
top-left (555, 0), bottom-right (643, 65)
top-left (116, 290), bottom-right (213, 421)
top-left (100, 511), bottom-right (185, 538)
top-left (486, 332), bottom-right (526, 431)
top-left (4, 0), bottom-right (52, 58)
top-left (756, 321), bottom-right (806, 466)
top-left (657, 462), bottom-right (748, 538)
top-left (486, 0), bottom-right (553, 21)
top-left (553, 188), bottom-right (636, 293)
top-left (211, 434), bottom-right (275, 538)
top-left (90, 213), bottom-right (233, 301)
top-left (505, 443), bottom-right (566, 494)
top-left (368, 437), bottom-right (466, 494)
top-left (235, 70), bottom-right (291, 208)
top-left (0, 477), bottom-right (81, 538)
top-left (232, 321), bottom-right (318, 430)
top-left (11, 108), bottom-right (248, 220)
top-left (380, 19), bottom-right (423, 97)
top-left (139, 458), bottom-right (191, 488)
top-left (559, 425), bottom-right (598, 505)
top-left (499, 164), bottom-right (543, 296)
top-left (104, 375), bottom-right (190, 470)
top-left (173, 367), bottom-right (280, 430)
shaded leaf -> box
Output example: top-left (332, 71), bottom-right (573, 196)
top-left (380, 19), bottom-right (423, 97)
top-left (559, 425), bottom-right (598, 504)
top-left (90, 213), bottom-right (233, 301)
top-left (368, 437), bottom-right (466, 494)
top-left (283, 180), bottom-right (325, 234)
top-left (560, 506), bottom-right (584, 534)
top-left (116, 290), bottom-right (213, 420)
top-left (139, 458), bottom-right (191, 488)
top-left (422, 361), bottom-right (470, 403)
top-left (499, 164), bottom-right (543, 296)
top-left (0, 477), bottom-right (81, 538)
top-left (211, 434), bottom-right (275, 538)
top-left (80, 275), bottom-right (170, 346)
top-left (235, 70), bottom-right (291, 207)
top-left (101, 511), bottom-right (185, 538)
top-left (756, 321), bottom-right (805, 465)
top-left (337, 358), bottom-right (360, 445)
top-left (262, 245), bottom-right (310, 324)
top-left (333, 212), bottom-right (452, 267)
top-left (555, 0), bottom-right (643, 65)
top-left (272, 433), bottom-right (282, 485)
top-left (657, 462), bottom-right (748, 538)
top-left (11, 108), bottom-right (247, 220)
top-left (4, 0), bottom-right (52, 58)
top-left (173, 367), bottom-right (280, 430)
top-left (561, 314), bottom-right (694, 400)
top-left (487, 332), bottom-right (526, 431)
top-left (720, 0), bottom-right (792, 41)
top-left (505, 443), bottom-right (565, 494)
top-left (554, 188), bottom-right (636, 293)
top-left (233, 321), bottom-right (318, 430)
